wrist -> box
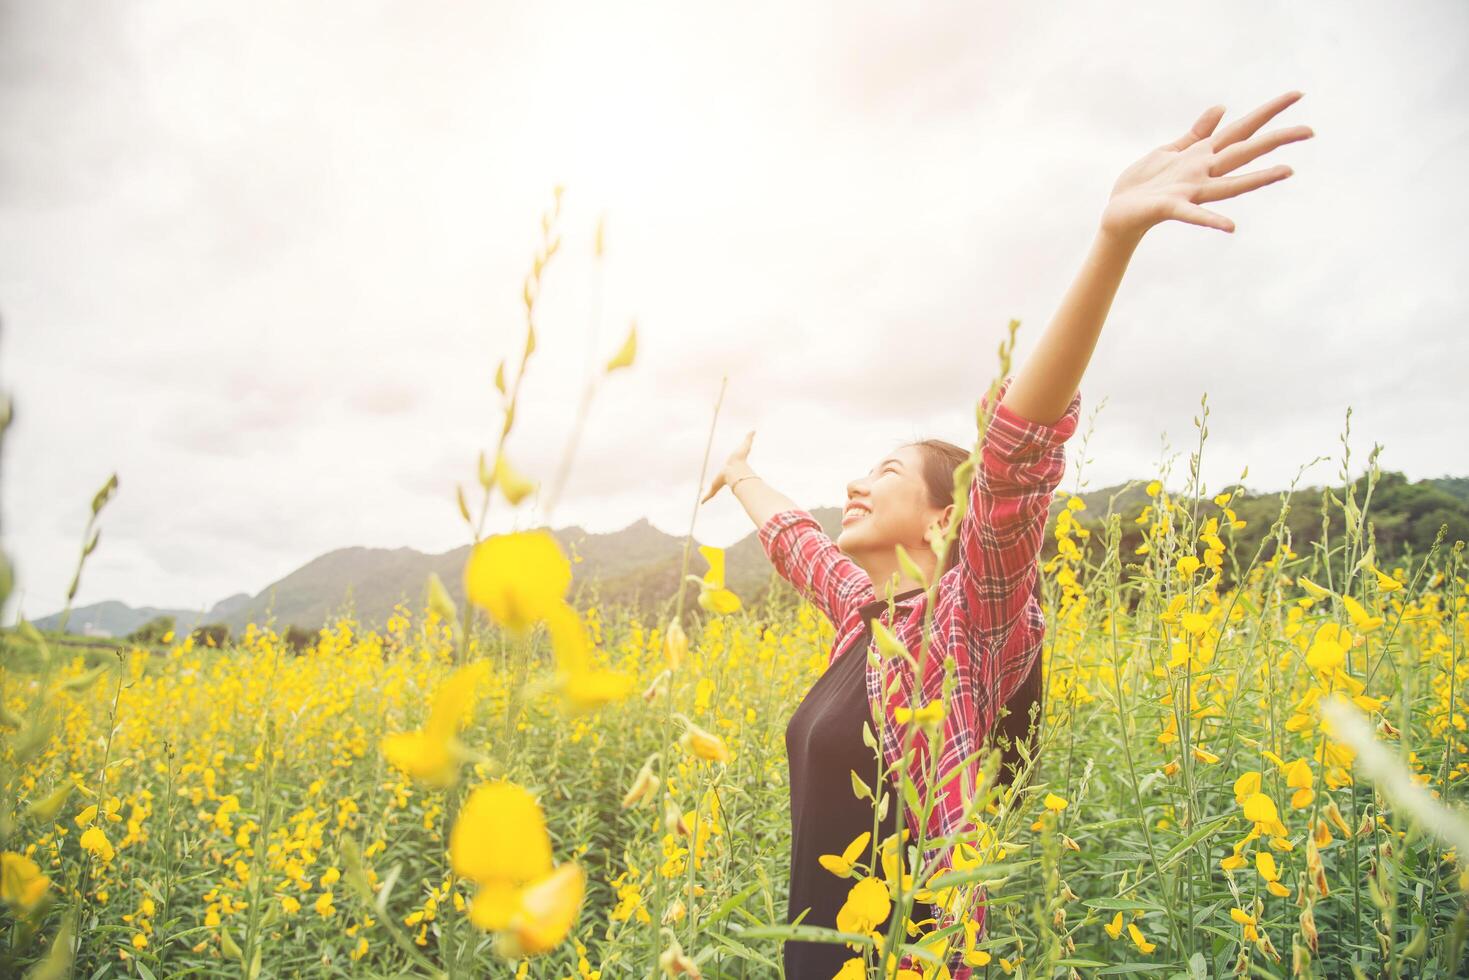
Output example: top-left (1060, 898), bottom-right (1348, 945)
top-left (1097, 212), bottom-right (1146, 253)
top-left (728, 470), bottom-right (760, 494)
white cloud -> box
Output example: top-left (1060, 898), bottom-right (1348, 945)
top-left (1, 0), bottom-right (1464, 621)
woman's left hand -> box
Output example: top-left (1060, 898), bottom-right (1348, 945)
top-left (1100, 90), bottom-right (1314, 243)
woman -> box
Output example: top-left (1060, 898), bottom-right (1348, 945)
top-left (701, 91), bottom-right (1313, 979)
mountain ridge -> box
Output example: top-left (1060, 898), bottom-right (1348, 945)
top-left (31, 472), bottom-right (1468, 637)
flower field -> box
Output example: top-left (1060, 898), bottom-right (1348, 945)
top-left (2, 461), bottom-right (1467, 978)
top-left (2, 197), bottom-right (1466, 978)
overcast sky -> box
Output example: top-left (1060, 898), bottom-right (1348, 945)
top-left (2, 1), bottom-right (1465, 622)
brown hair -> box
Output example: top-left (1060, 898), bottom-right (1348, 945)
top-left (900, 438), bottom-right (971, 576)
top-left (901, 436), bottom-right (1042, 788)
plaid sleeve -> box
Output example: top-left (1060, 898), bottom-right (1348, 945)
top-left (757, 508), bottom-right (874, 630)
top-left (938, 374), bottom-right (1081, 732)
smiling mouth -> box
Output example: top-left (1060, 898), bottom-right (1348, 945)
top-left (842, 507), bottom-right (870, 525)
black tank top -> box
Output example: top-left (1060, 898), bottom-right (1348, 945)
top-left (784, 588), bottom-right (933, 978)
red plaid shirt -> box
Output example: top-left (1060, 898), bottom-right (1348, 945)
top-left (758, 375), bottom-right (1081, 978)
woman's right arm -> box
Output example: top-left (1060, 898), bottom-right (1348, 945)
top-left (705, 434), bottom-right (874, 628)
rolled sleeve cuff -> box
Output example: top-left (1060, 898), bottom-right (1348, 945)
top-left (982, 375), bottom-right (1083, 461)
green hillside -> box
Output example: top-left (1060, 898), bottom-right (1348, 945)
top-left (32, 470), bottom-right (1466, 638)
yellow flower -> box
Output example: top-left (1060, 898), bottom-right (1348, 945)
top-left (314, 891), bottom-right (335, 918)
top-left (835, 876), bottom-right (890, 934)
top-left (663, 617), bottom-right (689, 671)
top-left (1180, 611), bottom-right (1211, 637)
top-left (1256, 850), bottom-right (1279, 882)
top-left (281, 895), bottom-right (301, 914)
top-left (620, 757), bottom-right (661, 809)
top-left (1305, 623), bottom-right (1351, 673)
top-left (819, 832), bottom-right (871, 878)
top-left (0, 852), bottom-right (50, 911)
top-left (1230, 906), bottom-right (1261, 942)
top-left (492, 450), bottom-right (538, 507)
top-left (1284, 759), bottom-right (1315, 809)
top-left (604, 320), bottom-right (638, 373)
top-left (464, 530), bottom-right (572, 634)
top-left (1042, 793), bottom-right (1069, 812)
top-left (1176, 555), bottom-right (1202, 578)
top-left (452, 781), bottom-right (585, 958)
top-left (693, 545), bottom-right (742, 615)
top-left (1242, 793), bottom-right (1288, 837)
top-left (381, 661), bottom-right (491, 786)
top-left (1192, 746), bottom-right (1220, 765)
top-left (1296, 576), bottom-right (1333, 599)
top-left (75, 804), bottom-right (98, 829)
top-left (678, 717), bottom-right (732, 764)
top-left (79, 826), bottom-right (115, 863)
top-left (1365, 563), bottom-right (1402, 593)
top-left (894, 700), bottom-right (946, 730)
top-left (451, 782), bottom-right (554, 887)
top-left (1103, 910), bottom-right (1124, 939)
top-left (834, 959), bottom-right (867, 980)
top-left (1341, 594), bottom-right (1384, 632)
top-left (543, 603), bottom-right (634, 712)
top-left (1145, 480), bottom-right (1162, 497)
top-left (493, 862), bottom-right (585, 959)
top-left (1126, 922), bottom-right (1156, 954)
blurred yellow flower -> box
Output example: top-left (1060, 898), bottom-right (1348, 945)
top-left (493, 451), bottom-right (538, 507)
top-left (495, 863), bottom-right (585, 959)
top-left (0, 852), bottom-right (50, 911)
top-left (451, 780), bottom-right (584, 958)
top-left (464, 531), bottom-right (572, 634)
top-left (381, 660), bottom-right (491, 787)
top-left (894, 700), bottom-right (946, 730)
top-left (1042, 793), bottom-right (1069, 812)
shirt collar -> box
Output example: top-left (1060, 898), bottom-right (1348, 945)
top-left (857, 585), bottom-right (927, 628)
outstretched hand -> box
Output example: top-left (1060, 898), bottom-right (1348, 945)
top-left (700, 430), bottom-right (756, 505)
top-left (1101, 90), bottom-right (1314, 241)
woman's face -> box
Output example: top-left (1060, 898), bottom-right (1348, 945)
top-left (837, 444), bottom-right (953, 565)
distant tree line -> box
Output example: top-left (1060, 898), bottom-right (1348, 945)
top-left (1047, 470), bottom-right (1469, 587)
top-left (124, 615), bottom-right (320, 654)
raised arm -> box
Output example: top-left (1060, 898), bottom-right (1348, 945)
top-left (939, 90), bottom-right (1313, 683)
top-left (702, 431), bottom-right (873, 629)
top-left (936, 375), bottom-right (1081, 724)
